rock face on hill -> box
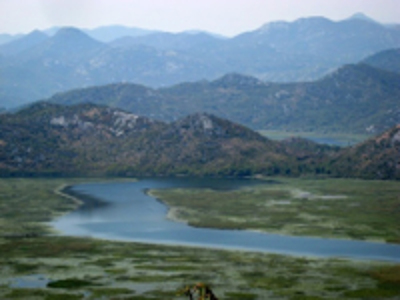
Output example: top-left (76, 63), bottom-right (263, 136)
top-left (0, 103), bottom-right (164, 175)
top-left (0, 103), bottom-right (301, 177)
top-left (1, 102), bottom-right (399, 179)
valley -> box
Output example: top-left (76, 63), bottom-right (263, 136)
top-left (1, 10), bottom-right (400, 300)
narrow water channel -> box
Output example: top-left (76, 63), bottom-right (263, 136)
top-left (51, 178), bottom-right (400, 262)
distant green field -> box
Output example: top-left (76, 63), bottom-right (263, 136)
top-left (258, 130), bottom-right (371, 146)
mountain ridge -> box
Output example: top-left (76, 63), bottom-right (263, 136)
top-left (0, 30), bottom-right (48, 56)
top-left (0, 103), bottom-right (296, 177)
top-left (362, 48), bottom-right (400, 74)
top-left (46, 63), bottom-right (400, 135)
top-left (1, 15), bottom-right (400, 107)
top-left (1, 102), bottom-right (398, 179)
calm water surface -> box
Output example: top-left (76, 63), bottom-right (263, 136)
top-left (51, 178), bottom-right (400, 262)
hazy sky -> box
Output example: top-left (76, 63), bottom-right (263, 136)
top-left (1, 0), bottom-right (399, 36)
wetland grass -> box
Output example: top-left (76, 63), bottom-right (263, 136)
top-left (0, 177), bottom-right (399, 299)
top-left (151, 177), bottom-right (400, 243)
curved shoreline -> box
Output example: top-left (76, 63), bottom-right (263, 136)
top-left (51, 179), bottom-right (400, 262)
top-left (65, 182), bottom-right (394, 245)
top-left (146, 189), bottom-right (189, 225)
top-left (54, 184), bottom-right (83, 206)
top-left (58, 185), bottom-right (109, 209)
top-left (146, 188), bottom-right (391, 245)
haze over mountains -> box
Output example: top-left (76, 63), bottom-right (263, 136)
top-left (1, 12), bottom-right (400, 180)
top-left (47, 61), bottom-right (400, 135)
top-left (1, 14), bottom-right (400, 109)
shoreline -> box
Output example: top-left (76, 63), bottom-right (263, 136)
top-left (58, 184), bottom-right (109, 209)
top-left (146, 189), bottom-right (189, 225)
top-left (49, 180), bottom-right (400, 264)
top-left (2, 178), bottom-right (399, 299)
top-left (145, 188), bottom-right (391, 246)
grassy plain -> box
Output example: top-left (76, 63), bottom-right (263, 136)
top-left (151, 177), bottom-right (400, 244)
top-left (0, 177), bottom-right (399, 299)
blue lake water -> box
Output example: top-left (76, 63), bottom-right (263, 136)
top-left (51, 178), bottom-right (400, 262)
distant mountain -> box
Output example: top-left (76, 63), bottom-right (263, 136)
top-left (362, 48), bottom-right (400, 74)
top-left (0, 30), bottom-right (48, 56)
top-left (110, 31), bottom-right (224, 52)
top-left (0, 33), bottom-right (22, 45)
top-left (329, 124), bottom-right (400, 179)
top-left (0, 28), bottom-right (106, 108)
top-left (43, 27), bottom-right (61, 36)
top-left (83, 25), bottom-right (156, 42)
top-left (24, 27), bottom-right (104, 61)
top-left (231, 16), bottom-right (400, 82)
top-left (48, 64), bottom-right (400, 134)
top-left (43, 25), bottom-right (220, 43)
top-left (0, 16), bottom-right (399, 108)
top-left (347, 13), bottom-right (378, 24)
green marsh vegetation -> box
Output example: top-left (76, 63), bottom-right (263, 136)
top-left (151, 177), bottom-right (400, 243)
top-left (0, 177), bottom-right (399, 299)
top-left (0, 178), bottom-right (88, 237)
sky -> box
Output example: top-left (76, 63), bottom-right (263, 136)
top-left (1, 0), bottom-right (400, 36)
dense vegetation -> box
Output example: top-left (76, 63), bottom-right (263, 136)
top-left (327, 125), bottom-right (400, 179)
top-left (0, 103), bottom-right (298, 177)
top-left (0, 102), bottom-right (399, 179)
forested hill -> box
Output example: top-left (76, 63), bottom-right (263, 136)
top-left (1, 102), bottom-right (399, 179)
top-left (328, 124), bottom-right (400, 180)
top-left (0, 103), bottom-right (302, 177)
top-left (48, 63), bottom-right (400, 135)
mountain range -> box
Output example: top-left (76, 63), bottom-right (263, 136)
top-left (1, 15), bottom-right (400, 108)
top-left (45, 60), bottom-right (400, 135)
top-left (0, 102), bottom-right (398, 179)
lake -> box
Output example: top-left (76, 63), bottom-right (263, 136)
top-left (51, 178), bottom-right (400, 262)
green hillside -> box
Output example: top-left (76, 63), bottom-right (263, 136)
top-left (1, 102), bottom-right (399, 179)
